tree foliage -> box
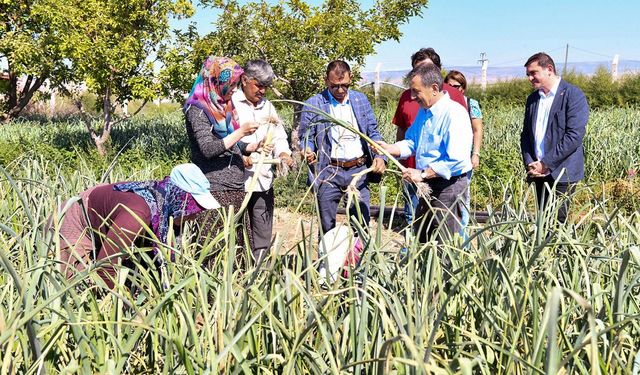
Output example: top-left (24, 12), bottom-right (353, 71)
top-left (188, 0), bottom-right (429, 102)
top-left (1, 0), bottom-right (193, 154)
top-left (0, 0), bottom-right (72, 120)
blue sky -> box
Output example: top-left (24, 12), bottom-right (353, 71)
top-left (173, 0), bottom-right (640, 73)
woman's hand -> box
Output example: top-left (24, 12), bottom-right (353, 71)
top-left (239, 121), bottom-right (260, 136)
top-left (246, 140), bottom-right (275, 154)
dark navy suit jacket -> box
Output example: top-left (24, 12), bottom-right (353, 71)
top-left (520, 79), bottom-right (589, 183)
top-left (299, 89), bottom-right (385, 185)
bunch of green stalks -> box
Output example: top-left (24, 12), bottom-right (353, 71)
top-left (1, 147), bottom-right (640, 374)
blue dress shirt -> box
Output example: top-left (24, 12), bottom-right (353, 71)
top-left (397, 93), bottom-right (473, 179)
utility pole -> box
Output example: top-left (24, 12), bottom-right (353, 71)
top-left (478, 53), bottom-right (489, 91)
top-left (374, 62), bottom-right (382, 105)
top-left (563, 43), bottom-right (569, 75)
top-left (611, 54), bottom-right (619, 82)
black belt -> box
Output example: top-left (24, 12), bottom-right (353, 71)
top-left (329, 156), bottom-right (366, 169)
top-left (430, 172), bottom-right (467, 184)
top-left (451, 172), bottom-right (467, 180)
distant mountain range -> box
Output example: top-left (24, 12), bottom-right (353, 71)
top-left (361, 60), bottom-right (640, 86)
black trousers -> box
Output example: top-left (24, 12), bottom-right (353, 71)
top-left (247, 188), bottom-right (275, 260)
top-left (414, 175), bottom-right (468, 243)
top-left (532, 175), bottom-right (575, 224)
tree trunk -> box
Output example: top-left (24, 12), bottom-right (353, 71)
top-left (92, 86), bottom-right (113, 157)
top-left (1, 71), bottom-right (46, 122)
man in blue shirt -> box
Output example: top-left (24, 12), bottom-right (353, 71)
top-left (377, 63), bottom-right (472, 242)
top-left (299, 60), bottom-right (386, 234)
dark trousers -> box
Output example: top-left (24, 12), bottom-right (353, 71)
top-left (247, 188), bottom-right (274, 261)
top-left (532, 175), bottom-right (575, 223)
top-left (316, 164), bottom-right (370, 235)
top-left (414, 175), bottom-right (468, 243)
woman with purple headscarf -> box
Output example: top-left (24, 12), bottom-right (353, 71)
top-left (184, 56), bottom-right (265, 260)
top-left (55, 164), bottom-right (220, 289)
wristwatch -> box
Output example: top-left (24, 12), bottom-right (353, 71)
top-left (420, 169), bottom-right (429, 181)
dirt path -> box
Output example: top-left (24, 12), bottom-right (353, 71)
top-left (270, 208), bottom-right (405, 254)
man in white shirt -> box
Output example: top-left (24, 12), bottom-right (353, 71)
top-left (233, 59), bottom-right (294, 261)
top-left (520, 52), bottom-right (589, 223)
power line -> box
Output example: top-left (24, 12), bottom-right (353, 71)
top-left (569, 45), bottom-right (612, 59)
top-left (491, 46), bottom-right (565, 67)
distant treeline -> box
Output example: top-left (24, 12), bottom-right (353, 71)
top-left (366, 67), bottom-right (640, 109)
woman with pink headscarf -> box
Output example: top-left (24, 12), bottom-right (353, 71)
top-left (184, 56), bottom-right (264, 259)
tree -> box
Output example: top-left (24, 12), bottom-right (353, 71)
top-left (0, 0), bottom-right (73, 121)
top-left (1, 0), bottom-right (193, 155)
top-left (194, 0), bottom-right (428, 102)
top-left (175, 0), bottom-right (428, 149)
top-left (57, 0), bottom-right (193, 155)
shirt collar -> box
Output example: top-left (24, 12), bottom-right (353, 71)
top-left (233, 88), bottom-right (266, 109)
top-left (539, 77), bottom-right (561, 98)
top-left (426, 91), bottom-right (450, 118)
top-left (327, 90), bottom-right (350, 106)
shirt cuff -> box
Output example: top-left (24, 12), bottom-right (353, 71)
top-left (430, 163), bottom-right (452, 180)
top-left (397, 141), bottom-right (412, 159)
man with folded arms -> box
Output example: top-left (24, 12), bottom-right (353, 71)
top-left (377, 63), bottom-right (472, 242)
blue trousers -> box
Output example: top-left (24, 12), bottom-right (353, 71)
top-left (401, 180), bottom-right (419, 225)
top-left (315, 164), bottom-right (370, 234)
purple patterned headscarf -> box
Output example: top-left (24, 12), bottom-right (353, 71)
top-left (114, 177), bottom-right (203, 260)
top-left (184, 56), bottom-right (244, 138)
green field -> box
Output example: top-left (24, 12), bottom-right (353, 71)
top-left (1, 104), bottom-right (640, 373)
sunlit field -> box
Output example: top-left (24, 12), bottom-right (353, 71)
top-left (1, 104), bottom-right (639, 373)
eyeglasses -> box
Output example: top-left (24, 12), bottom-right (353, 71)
top-left (328, 83), bottom-right (351, 91)
top-left (244, 77), bottom-right (269, 90)
top-left (448, 83), bottom-right (462, 89)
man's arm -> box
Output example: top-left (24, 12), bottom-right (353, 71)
top-left (541, 87), bottom-right (589, 171)
top-left (298, 97), bottom-right (318, 153)
top-left (356, 94), bottom-right (387, 169)
top-left (520, 96), bottom-right (536, 168)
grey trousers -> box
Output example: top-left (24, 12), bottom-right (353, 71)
top-left (414, 174), bottom-right (468, 243)
top-left (248, 188), bottom-right (274, 260)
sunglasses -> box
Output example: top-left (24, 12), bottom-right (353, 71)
top-left (448, 83), bottom-right (463, 89)
top-left (328, 83), bottom-right (351, 91)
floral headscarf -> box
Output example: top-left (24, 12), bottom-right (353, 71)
top-left (114, 177), bottom-right (204, 261)
top-left (184, 56), bottom-right (244, 138)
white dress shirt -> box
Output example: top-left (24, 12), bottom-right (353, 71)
top-left (327, 92), bottom-right (364, 161)
top-left (534, 78), bottom-right (561, 160)
top-left (233, 90), bottom-right (292, 192)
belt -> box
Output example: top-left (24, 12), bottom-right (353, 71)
top-left (430, 172), bottom-right (467, 183)
top-left (451, 172), bottom-right (467, 180)
top-left (329, 156), bottom-right (366, 169)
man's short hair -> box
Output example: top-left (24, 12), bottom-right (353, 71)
top-left (244, 59), bottom-right (275, 86)
top-left (524, 52), bottom-right (556, 74)
top-left (411, 48), bottom-right (442, 69)
top-left (407, 62), bottom-right (443, 91)
top-left (326, 60), bottom-right (351, 77)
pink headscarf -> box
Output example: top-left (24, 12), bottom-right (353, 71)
top-left (184, 56), bottom-right (244, 137)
